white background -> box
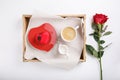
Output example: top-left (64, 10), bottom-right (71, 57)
top-left (0, 0), bottom-right (120, 80)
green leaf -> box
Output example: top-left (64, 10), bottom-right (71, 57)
top-left (100, 46), bottom-right (104, 50)
top-left (100, 40), bottom-right (105, 44)
top-left (93, 32), bottom-right (99, 42)
top-left (89, 33), bottom-right (94, 36)
top-left (86, 44), bottom-right (98, 58)
top-left (98, 51), bottom-right (104, 58)
top-left (101, 30), bottom-right (104, 33)
top-left (103, 31), bottom-right (112, 36)
top-left (93, 50), bottom-right (99, 58)
top-left (92, 22), bottom-right (97, 30)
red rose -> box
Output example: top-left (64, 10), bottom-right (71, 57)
top-left (93, 14), bottom-right (108, 24)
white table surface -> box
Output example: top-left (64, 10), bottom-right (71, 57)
top-left (0, 0), bottom-right (120, 80)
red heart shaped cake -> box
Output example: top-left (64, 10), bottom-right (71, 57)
top-left (27, 23), bottom-right (57, 52)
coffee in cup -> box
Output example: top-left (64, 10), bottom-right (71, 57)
top-left (61, 26), bottom-right (77, 42)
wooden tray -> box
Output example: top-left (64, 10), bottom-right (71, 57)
top-left (22, 14), bottom-right (86, 62)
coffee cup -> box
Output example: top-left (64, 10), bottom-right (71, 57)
top-left (61, 26), bottom-right (79, 42)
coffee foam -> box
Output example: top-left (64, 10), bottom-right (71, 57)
top-left (62, 27), bottom-right (76, 41)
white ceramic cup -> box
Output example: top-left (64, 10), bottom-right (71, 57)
top-left (61, 26), bottom-right (79, 42)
